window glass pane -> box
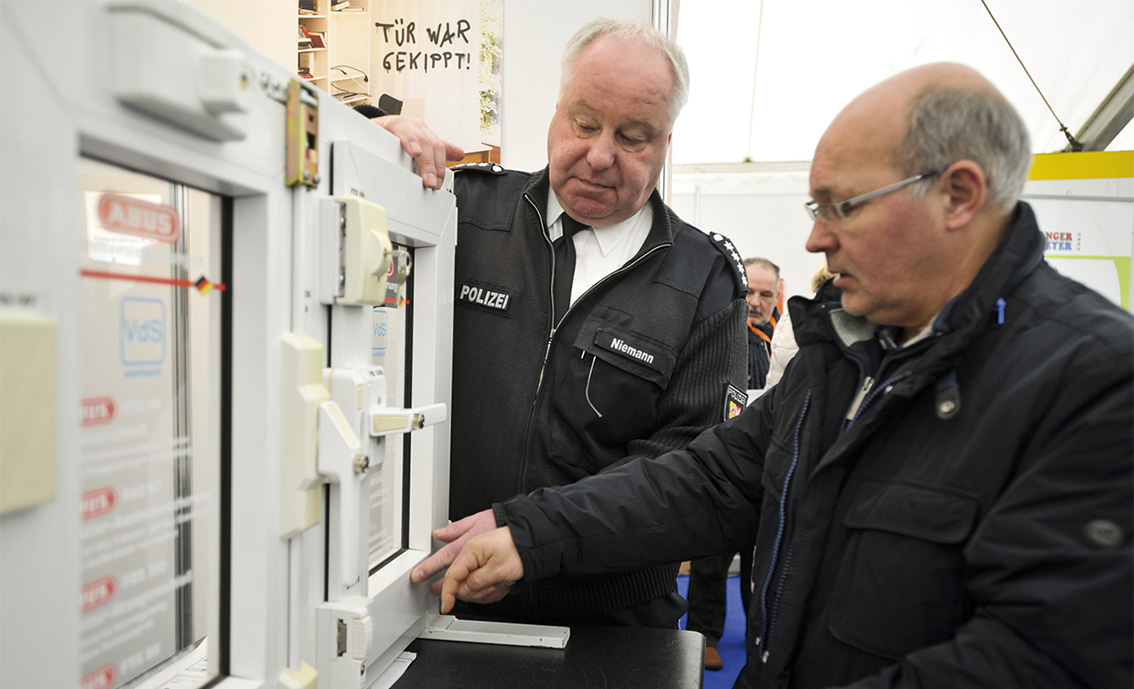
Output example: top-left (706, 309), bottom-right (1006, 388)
top-left (367, 247), bottom-right (411, 568)
top-left (77, 159), bottom-right (222, 689)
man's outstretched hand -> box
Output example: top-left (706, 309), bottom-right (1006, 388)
top-left (411, 509), bottom-right (524, 613)
top-left (370, 114), bottom-right (465, 190)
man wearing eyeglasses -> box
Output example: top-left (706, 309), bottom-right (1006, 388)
top-left (413, 62), bottom-right (1133, 688)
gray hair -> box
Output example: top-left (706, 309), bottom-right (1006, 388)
top-left (560, 17), bottom-right (690, 126)
top-left (744, 257), bottom-right (781, 278)
top-left (744, 257), bottom-right (781, 295)
top-left (895, 88), bottom-right (1032, 211)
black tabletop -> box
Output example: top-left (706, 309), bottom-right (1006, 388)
top-left (393, 625), bottom-right (705, 689)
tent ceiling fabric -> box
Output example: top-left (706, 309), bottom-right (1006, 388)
top-left (671, 0), bottom-right (1134, 165)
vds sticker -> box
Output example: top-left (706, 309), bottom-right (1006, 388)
top-left (119, 297), bottom-right (166, 366)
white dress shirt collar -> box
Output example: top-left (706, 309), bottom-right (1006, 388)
top-left (545, 192), bottom-right (654, 302)
top-left (545, 193), bottom-right (653, 258)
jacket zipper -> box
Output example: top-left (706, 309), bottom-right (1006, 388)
top-left (848, 367), bottom-right (910, 429)
top-left (844, 375), bottom-right (874, 421)
top-left (519, 196), bottom-right (551, 492)
top-left (757, 391), bottom-right (810, 663)
top-left (534, 241), bottom-right (668, 394)
top-left (836, 326), bottom-right (913, 430)
top-left (518, 192), bottom-right (672, 491)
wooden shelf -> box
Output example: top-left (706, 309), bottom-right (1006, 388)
top-left (299, 0), bottom-right (370, 101)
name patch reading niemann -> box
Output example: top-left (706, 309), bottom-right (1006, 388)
top-left (593, 330), bottom-right (665, 374)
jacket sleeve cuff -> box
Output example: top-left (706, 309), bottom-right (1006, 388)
top-left (491, 502), bottom-right (509, 528)
top-left (494, 494), bottom-right (566, 582)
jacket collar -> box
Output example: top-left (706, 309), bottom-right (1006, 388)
top-left (933, 202), bottom-right (1045, 342)
top-left (792, 201), bottom-right (1045, 355)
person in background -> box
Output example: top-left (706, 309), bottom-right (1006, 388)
top-left (412, 62), bottom-right (1133, 689)
top-left (686, 256), bottom-right (781, 670)
top-left (762, 262), bottom-right (834, 390)
top-left (377, 17), bottom-right (749, 629)
top-left (743, 257), bottom-right (781, 391)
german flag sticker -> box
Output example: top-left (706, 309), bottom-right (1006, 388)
top-left (194, 276), bottom-right (218, 295)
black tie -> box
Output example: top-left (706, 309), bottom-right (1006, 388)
top-left (553, 214), bottom-right (587, 323)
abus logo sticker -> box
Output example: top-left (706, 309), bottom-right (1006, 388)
top-left (120, 297), bottom-right (166, 366)
top-left (97, 193), bottom-right (181, 243)
top-left (81, 665), bottom-right (115, 689)
top-left (81, 576), bottom-right (116, 612)
top-left (81, 487), bottom-right (116, 519)
top-left (81, 397), bottom-right (115, 426)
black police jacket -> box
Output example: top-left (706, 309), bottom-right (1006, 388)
top-left (449, 164), bottom-right (748, 620)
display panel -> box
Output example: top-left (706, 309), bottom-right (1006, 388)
top-left (77, 159), bottom-right (222, 689)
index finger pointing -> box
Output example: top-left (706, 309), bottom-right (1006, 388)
top-left (439, 558), bottom-right (471, 614)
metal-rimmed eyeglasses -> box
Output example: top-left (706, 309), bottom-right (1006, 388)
top-left (805, 169), bottom-right (944, 225)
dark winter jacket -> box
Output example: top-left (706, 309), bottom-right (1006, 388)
top-left (498, 202), bottom-right (1134, 687)
top-left (748, 318), bottom-right (775, 389)
top-left (450, 164), bottom-right (748, 621)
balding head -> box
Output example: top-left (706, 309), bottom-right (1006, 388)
top-left (826, 62), bottom-right (1031, 213)
top-left (851, 62), bottom-right (996, 105)
top-left (805, 63), bottom-right (1032, 338)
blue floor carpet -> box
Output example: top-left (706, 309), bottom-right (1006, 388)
top-left (677, 574), bottom-right (747, 689)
